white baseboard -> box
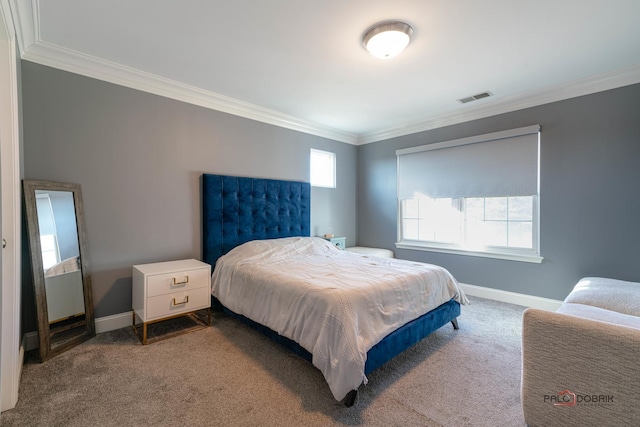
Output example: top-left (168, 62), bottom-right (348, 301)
top-left (459, 283), bottom-right (562, 311)
top-left (23, 286), bottom-right (561, 351)
top-left (23, 331), bottom-right (38, 352)
top-left (18, 335), bottom-right (26, 382)
top-left (95, 311), bottom-right (133, 334)
top-left (23, 311), bottom-right (134, 351)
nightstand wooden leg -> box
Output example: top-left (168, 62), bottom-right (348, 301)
top-left (142, 323), bottom-right (147, 345)
top-left (131, 311), bottom-right (137, 337)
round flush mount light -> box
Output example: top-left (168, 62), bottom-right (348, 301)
top-left (362, 20), bottom-right (414, 59)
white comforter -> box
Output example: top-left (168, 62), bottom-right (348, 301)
top-left (211, 237), bottom-right (468, 401)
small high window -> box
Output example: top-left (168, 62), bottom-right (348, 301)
top-left (310, 149), bottom-right (336, 188)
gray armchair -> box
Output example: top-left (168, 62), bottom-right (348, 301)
top-left (521, 277), bottom-right (640, 426)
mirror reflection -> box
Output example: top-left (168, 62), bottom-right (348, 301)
top-left (35, 190), bottom-right (86, 328)
top-left (23, 180), bottom-right (95, 362)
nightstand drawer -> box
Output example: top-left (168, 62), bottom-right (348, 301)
top-left (323, 236), bottom-right (346, 250)
top-left (146, 286), bottom-right (210, 320)
top-left (132, 259), bottom-right (211, 344)
top-left (147, 267), bottom-right (210, 297)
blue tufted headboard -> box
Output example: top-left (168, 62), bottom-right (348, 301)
top-left (202, 174), bottom-right (311, 267)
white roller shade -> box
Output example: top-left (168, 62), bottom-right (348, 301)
top-left (397, 125), bottom-right (540, 200)
top-left (35, 194), bottom-right (57, 235)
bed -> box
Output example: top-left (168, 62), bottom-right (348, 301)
top-left (44, 256), bottom-right (85, 323)
top-left (202, 173), bottom-right (468, 405)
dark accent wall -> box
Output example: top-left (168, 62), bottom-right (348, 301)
top-left (21, 61), bottom-right (357, 326)
top-left (357, 84), bottom-right (640, 301)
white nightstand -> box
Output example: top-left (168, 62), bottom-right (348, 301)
top-left (132, 259), bottom-right (211, 344)
top-left (323, 236), bottom-right (346, 250)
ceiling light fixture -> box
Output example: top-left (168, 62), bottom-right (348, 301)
top-left (362, 21), bottom-right (414, 59)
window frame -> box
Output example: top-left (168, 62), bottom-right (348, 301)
top-left (40, 233), bottom-right (61, 270)
top-left (395, 125), bottom-right (543, 264)
top-left (397, 195), bottom-right (541, 263)
top-left (310, 148), bottom-right (336, 188)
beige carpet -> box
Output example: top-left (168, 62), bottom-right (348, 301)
top-left (2, 296), bottom-right (527, 426)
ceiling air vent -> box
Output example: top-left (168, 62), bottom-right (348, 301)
top-left (457, 91), bottom-right (493, 104)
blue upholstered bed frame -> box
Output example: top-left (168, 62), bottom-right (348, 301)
top-left (202, 173), bottom-right (460, 404)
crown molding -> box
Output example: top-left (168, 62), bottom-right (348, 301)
top-left (0, 1), bottom-right (15, 41)
top-left (11, 2), bottom-right (358, 144)
top-left (6, 0), bottom-right (37, 54)
top-left (8, 1), bottom-right (640, 147)
top-left (21, 41), bottom-right (359, 144)
top-left (357, 63), bottom-right (640, 144)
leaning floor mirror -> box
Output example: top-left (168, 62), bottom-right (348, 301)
top-left (23, 180), bottom-right (95, 362)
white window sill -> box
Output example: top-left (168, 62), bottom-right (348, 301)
top-left (395, 241), bottom-right (544, 264)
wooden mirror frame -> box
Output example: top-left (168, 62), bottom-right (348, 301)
top-left (23, 180), bottom-right (95, 362)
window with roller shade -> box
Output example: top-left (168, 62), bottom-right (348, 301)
top-left (396, 125), bottom-right (542, 263)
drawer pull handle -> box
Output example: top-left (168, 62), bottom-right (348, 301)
top-left (172, 296), bottom-right (189, 306)
top-left (172, 276), bottom-right (189, 286)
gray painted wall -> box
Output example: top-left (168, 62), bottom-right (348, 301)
top-left (21, 59), bottom-right (640, 328)
top-left (21, 62), bottom-right (357, 327)
top-left (357, 83), bottom-right (640, 301)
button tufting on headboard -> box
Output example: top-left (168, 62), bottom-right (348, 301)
top-left (202, 174), bottom-right (311, 267)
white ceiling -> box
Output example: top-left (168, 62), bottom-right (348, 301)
top-left (8, 0), bottom-right (640, 144)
